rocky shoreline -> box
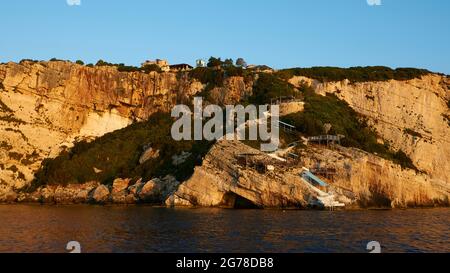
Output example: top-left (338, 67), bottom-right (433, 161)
top-left (0, 176), bottom-right (180, 206)
top-left (2, 141), bottom-right (449, 209)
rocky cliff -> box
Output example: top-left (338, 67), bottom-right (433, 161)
top-left (0, 61), bottom-right (203, 194)
top-left (166, 141), bottom-right (313, 208)
top-left (168, 73), bottom-right (450, 209)
top-left (165, 141), bottom-right (450, 209)
top-left (1, 62), bottom-right (449, 209)
top-left (288, 75), bottom-right (450, 184)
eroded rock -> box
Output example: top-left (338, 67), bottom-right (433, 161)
top-left (90, 185), bottom-right (110, 204)
top-left (139, 147), bottom-right (160, 164)
top-left (0, 190), bottom-right (17, 203)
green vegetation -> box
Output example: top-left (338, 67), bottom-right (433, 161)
top-left (276, 66), bottom-right (430, 83)
top-left (116, 65), bottom-right (142, 72)
top-left (236, 58), bottom-right (247, 68)
top-left (95, 59), bottom-right (115, 67)
top-left (75, 60), bottom-right (84, 65)
top-left (247, 73), bottom-right (301, 105)
top-left (141, 64), bottom-right (162, 73)
top-left (190, 57), bottom-right (245, 88)
top-left (189, 67), bottom-right (225, 87)
top-left (19, 59), bottom-right (39, 64)
top-left (224, 65), bottom-right (244, 77)
top-left (96, 60), bottom-right (139, 72)
top-left (207, 57), bottom-right (224, 68)
top-left (282, 86), bottom-right (418, 170)
top-left (94, 59), bottom-right (163, 73)
top-left (31, 112), bottom-right (214, 190)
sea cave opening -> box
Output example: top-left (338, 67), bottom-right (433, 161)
top-left (221, 192), bottom-right (261, 209)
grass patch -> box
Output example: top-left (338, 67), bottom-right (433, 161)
top-left (276, 66), bottom-right (430, 83)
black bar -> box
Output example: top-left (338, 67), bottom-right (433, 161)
top-left (0, 253), bottom-right (446, 273)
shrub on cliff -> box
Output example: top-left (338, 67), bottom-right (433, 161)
top-left (247, 73), bottom-right (300, 104)
top-left (276, 66), bottom-right (430, 83)
top-left (94, 60), bottom-right (146, 73)
top-left (282, 87), bottom-right (418, 170)
top-left (236, 58), bottom-right (247, 68)
top-left (75, 60), bottom-right (84, 65)
top-left (224, 65), bottom-right (244, 77)
top-left (31, 112), bottom-right (214, 189)
top-left (95, 59), bottom-right (112, 67)
top-left (117, 64), bottom-right (141, 72)
top-left (19, 59), bottom-right (39, 64)
top-left (50, 58), bottom-right (65, 62)
top-left (189, 67), bottom-right (224, 87)
top-left (142, 64), bottom-right (162, 73)
top-left (207, 57), bottom-right (223, 68)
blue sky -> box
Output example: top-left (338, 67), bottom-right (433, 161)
top-left (1, 0), bottom-right (449, 73)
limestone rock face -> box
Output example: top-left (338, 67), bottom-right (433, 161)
top-left (208, 76), bottom-right (254, 105)
top-left (16, 182), bottom-right (100, 204)
top-left (53, 183), bottom-right (100, 204)
top-left (138, 147), bottom-right (160, 165)
top-left (167, 141), bottom-right (313, 208)
top-left (139, 175), bottom-right (179, 203)
top-left (289, 75), bottom-right (450, 185)
top-left (139, 180), bottom-right (161, 202)
top-left (167, 140), bottom-right (450, 209)
top-left (298, 146), bottom-right (450, 208)
top-left (279, 101), bottom-right (304, 116)
top-left (165, 194), bottom-right (193, 207)
top-left (91, 185), bottom-right (110, 204)
top-left (111, 178), bottom-right (132, 203)
top-left (128, 180), bottom-right (145, 196)
top-left (0, 61), bottom-right (202, 194)
top-left (112, 178), bottom-right (130, 194)
top-left (0, 190), bottom-right (17, 203)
